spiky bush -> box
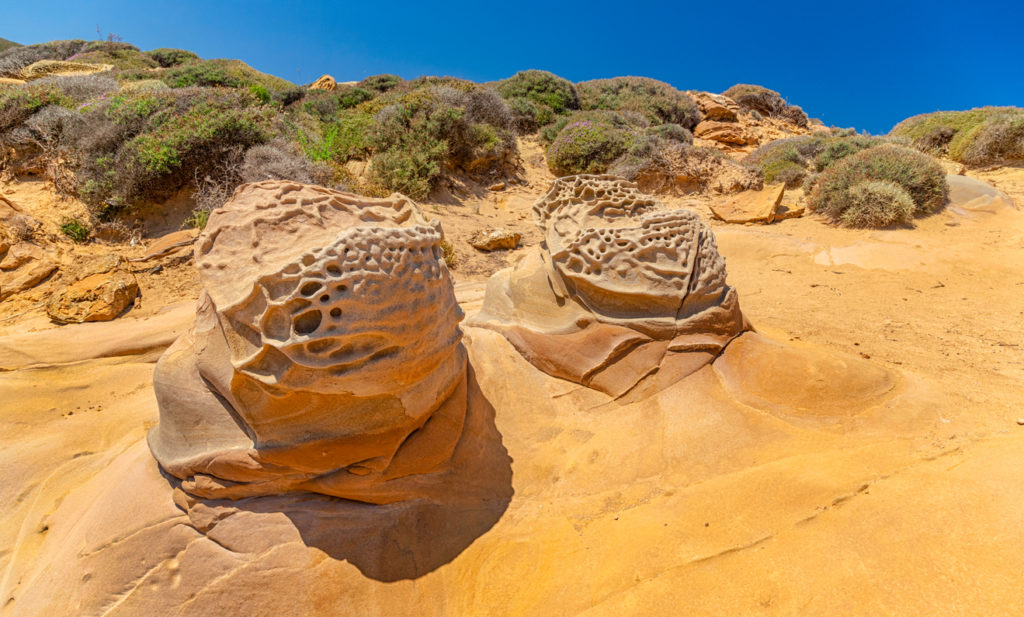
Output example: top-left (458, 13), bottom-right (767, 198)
top-left (723, 84), bottom-right (808, 127)
top-left (646, 123), bottom-right (692, 144)
top-left (495, 69), bottom-right (580, 132)
top-left (577, 76), bottom-right (700, 129)
top-left (743, 133), bottom-right (887, 187)
top-left (121, 58), bottom-right (294, 92)
top-left (836, 180), bottom-right (915, 228)
top-left (809, 144), bottom-right (948, 225)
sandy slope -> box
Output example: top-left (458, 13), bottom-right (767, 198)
top-left (1, 160), bottom-right (1023, 615)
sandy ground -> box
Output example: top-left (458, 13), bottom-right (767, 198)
top-left (1, 154), bottom-right (1023, 615)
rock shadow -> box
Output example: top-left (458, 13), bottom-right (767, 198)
top-left (177, 365), bottom-right (513, 582)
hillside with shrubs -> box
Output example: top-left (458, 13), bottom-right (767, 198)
top-left (0, 37), bottom-right (1019, 237)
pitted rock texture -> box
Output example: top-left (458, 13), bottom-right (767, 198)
top-left (148, 181), bottom-right (469, 503)
top-left (470, 175), bottom-right (749, 397)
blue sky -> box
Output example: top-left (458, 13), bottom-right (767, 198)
top-left (3, 0), bottom-right (1021, 134)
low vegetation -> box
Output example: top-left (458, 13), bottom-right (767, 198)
top-left (577, 77), bottom-right (700, 129)
top-left (743, 131), bottom-right (887, 187)
top-left (808, 144), bottom-right (948, 227)
top-left (723, 84), bottom-right (808, 127)
top-left (495, 70), bottom-right (580, 132)
top-left (891, 107), bottom-right (1024, 167)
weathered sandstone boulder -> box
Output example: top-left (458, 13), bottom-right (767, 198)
top-left (469, 227), bottom-right (521, 251)
top-left (148, 180), bottom-right (473, 503)
top-left (0, 242), bottom-right (56, 300)
top-left (690, 91), bottom-right (741, 122)
top-left (46, 255), bottom-right (139, 323)
top-left (695, 120), bottom-right (756, 145)
top-left (309, 74), bottom-right (337, 91)
top-left (468, 175), bottom-right (750, 397)
top-left (709, 183), bottom-right (786, 224)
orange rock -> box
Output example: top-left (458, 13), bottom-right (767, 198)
top-left (46, 256), bottom-right (139, 323)
top-left (695, 120), bottom-right (755, 145)
top-left (309, 74), bottom-right (336, 91)
top-left (709, 183), bottom-right (786, 224)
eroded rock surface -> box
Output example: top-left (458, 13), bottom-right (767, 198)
top-left (469, 175), bottom-right (749, 396)
top-left (149, 181), bottom-right (472, 503)
top-left (309, 74), bottom-right (337, 91)
top-left (46, 255), bottom-right (139, 323)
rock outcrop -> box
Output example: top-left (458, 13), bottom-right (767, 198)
top-left (20, 59), bottom-right (112, 80)
top-left (690, 91), bottom-right (741, 122)
top-left (0, 242), bottom-right (56, 300)
top-left (148, 181), bottom-right (471, 503)
top-left (695, 120), bottom-right (756, 145)
top-left (614, 142), bottom-right (761, 195)
top-left (709, 183), bottom-right (787, 224)
top-left (46, 255), bottom-right (139, 323)
top-left (469, 175), bottom-right (749, 397)
top-left (309, 74), bottom-right (337, 91)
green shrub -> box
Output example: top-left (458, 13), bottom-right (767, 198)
top-left (358, 74), bottom-right (403, 93)
top-left (837, 180), bottom-right (915, 228)
top-left (577, 77), bottom-right (700, 129)
top-left (539, 109), bottom-right (643, 144)
top-left (299, 86), bottom-right (375, 122)
top-left (809, 144), bottom-right (948, 225)
top-left (144, 48), bottom-right (199, 68)
top-left (743, 133), bottom-right (887, 187)
top-left (59, 217), bottom-right (90, 242)
top-left (299, 110), bottom-right (374, 163)
top-left (0, 83), bottom-right (74, 131)
top-left (646, 123), bottom-right (692, 144)
top-left (146, 59), bottom-right (294, 92)
top-left (495, 70), bottom-right (579, 132)
top-left (547, 117), bottom-right (640, 176)
top-left (72, 88), bottom-right (273, 206)
top-left (723, 84), bottom-right (808, 127)
top-left (890, 107), bottom-right (1024, 166)
top-left (366, 84), bottom-right (516, 197)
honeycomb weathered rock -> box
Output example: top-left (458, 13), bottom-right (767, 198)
top-left (148, 181), bottom-right (468, 503)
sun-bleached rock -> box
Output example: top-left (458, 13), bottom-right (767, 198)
top-left (46, 255), bottom-right (139, 323)
top-left (469, 228), bottom-right (521, 251)
top-left (309, 74), bottom-right (337, 91)
top-left (468, 175), bottom-right (749, 397)
top-left (148, 180), bottom-right (472, 503)
top-left (709, 183), bottom-right (786, 224)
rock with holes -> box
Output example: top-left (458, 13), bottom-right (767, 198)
top-left (467, 175), bottom-right (749, 397)
top-left (148, 180), bottom-right (470, 503)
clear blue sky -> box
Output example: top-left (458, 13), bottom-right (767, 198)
top-left (3, 0), bottom-right (1021, 134)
